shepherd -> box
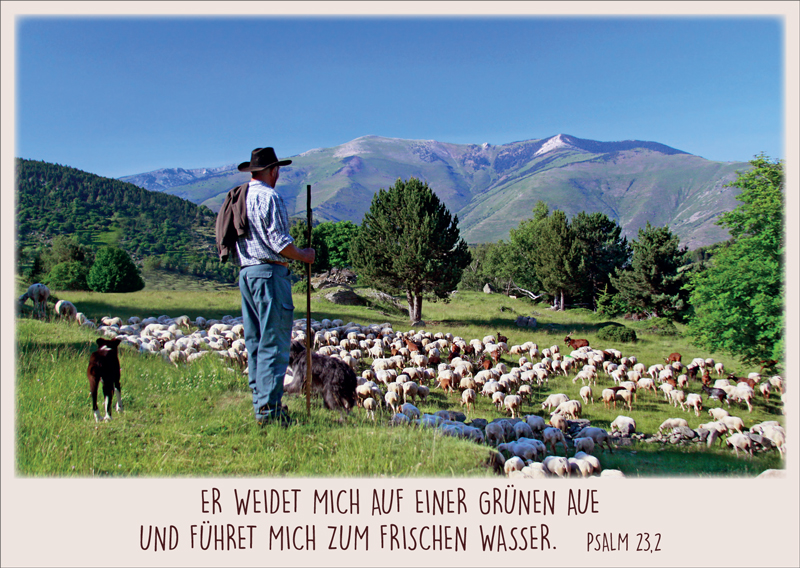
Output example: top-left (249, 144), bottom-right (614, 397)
top-left (218, 147), bottom-right (315, 426)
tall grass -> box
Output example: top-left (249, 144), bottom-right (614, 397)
top-left (15, 285), bottom-right (785, 477)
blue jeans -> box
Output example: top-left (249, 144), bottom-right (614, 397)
top-left (239, 263), bottom-right (294, 419)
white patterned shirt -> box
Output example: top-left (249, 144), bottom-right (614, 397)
top-left (235, 180), bottom-right (294, 267)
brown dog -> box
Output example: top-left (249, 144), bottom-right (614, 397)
top-left (87, 337), bottom-right (122, 422)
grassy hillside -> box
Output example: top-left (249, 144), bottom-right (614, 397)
top-left (15, 283), bottom-right (785, 477)
top-left (15, 158), bottom-right (238, 283)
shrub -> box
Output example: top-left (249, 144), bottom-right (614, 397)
top-left (635, 317), bottom-right (679, 336)
top-left (292, 278), bottom-right (314, 294)
top-left (597, 324), bottom-right (637, 343)
top-left (87, 247), bottom-right (145, 293)
top-left (44, 260), bottom-right (90, 290)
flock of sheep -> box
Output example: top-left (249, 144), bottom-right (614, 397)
top-left (19, 281), bottom-right (787, 478)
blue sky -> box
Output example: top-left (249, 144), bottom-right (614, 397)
top-left (14, 13), bottom-right (786, 178)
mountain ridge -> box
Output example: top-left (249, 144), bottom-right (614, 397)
top-left (119, 134), bottom-right (751, 249)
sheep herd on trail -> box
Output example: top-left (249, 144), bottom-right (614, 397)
top-left (19, 282), bottom-right (787, 478)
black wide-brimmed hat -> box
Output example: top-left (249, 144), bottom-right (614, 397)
top-left (238, 147), bottom-right (292, 172)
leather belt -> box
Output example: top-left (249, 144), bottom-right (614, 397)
top-left (262, 260), bottom-right (289, 268)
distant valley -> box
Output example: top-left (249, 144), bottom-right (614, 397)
top-left (120, 134), bottom-right (752, 249)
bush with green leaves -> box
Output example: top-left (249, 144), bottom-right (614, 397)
top-left (292, 278), bottom-right (313, 294)
top-left (686, 154), bottom-right (784, 365)
top-left (44, 260), bottom-right (90, 291)
top-left (597, 324), bottom-right (637, 343)
top-left (632, 317), bottom-right (679, 336)
top-left (86, 246), bottom-right (145, 293)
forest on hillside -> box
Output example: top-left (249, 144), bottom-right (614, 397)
top-left (15, 158), bottom-right (239, 283)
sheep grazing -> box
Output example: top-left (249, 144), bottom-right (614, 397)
top-left (707, 407), bottom-right (729, 421)
top-left (573, 436), bottom-right (595, 455)
top-left (18, 283), bottom-right (50, 318)
top-left (614, 389), bottom-right (633, 412)
top-left (610, 415), bottom-right (637, 436)
top-left (460, 388), bottom-right (476, 414)
top-left (485, 422), bottom-right (506, 446)
top-left (665, 352), bottom-right (682, 364)
top-left (726, 433), bottom-right (753, 458)
top-left (504, 456), bottom-right (525, 476)
top-left (667, 388), bottom-right (687, 410)
top-left (402, 381), bottom-right (419, 404)
top-left (504, 394), bottom-right (522, 418)
top-left (542, 427), bottom-right (568, 457)
top-left (542, 455), bottom-right (570, 477)
top-left (363, 397), bottom-right (377, 420)
top-left (54, 299), bottom-right (78, 322)
top-left (513, 421), bottom-right (534, 440)
top-left (524, 414), bottom-right (546, 433)
top-left (548, 412), bottom-right (568, 433)
top-left (541, 393), bottom-right (569, 411)
top-left (554, 399), bottom-right (582, 420)
top-left (574, 426), bottom-right (614, 453)
top-left (658, 418), bottom-right (689, 434)
top-left (685, 393), bottom-right (703, 417)
top-left (579, 385), bottom-right (593, 405)
top-left (384, 391), bottom-right (399, 413)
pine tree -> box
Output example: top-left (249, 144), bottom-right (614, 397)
top-left (349, 177), bottom-right (470, 323)
top-left (609, 222), bottom-right (689, 319)
top-left (510, 203), bottom-right (579, 310)
top-left (570, 211), bottom-right (631, 309)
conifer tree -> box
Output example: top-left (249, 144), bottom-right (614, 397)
top-left (349, 177), bottom-right (470, 323)
top-left (609, 222), bottom-right (689, 319)
top-left (570, 211), bottom-right (631, 309)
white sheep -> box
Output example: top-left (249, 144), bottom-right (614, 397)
top-left (574, 426), bottom-right (614, 453)
top-left (402, 381), bottom-right (419, 404)
top-left (541, 393), bottom-right (569, 411)
top-left (708, 407), bottom-right (729, 421)
top-left (579, 385), bottom-right (593, 405)
top-left (460, 388), bottom-right (476, 414)
top-left (568, 457), bottom-right (594, 478)
top-left (610, 415), bottom-right (636, 436)
top-left (504, 394), bottom-right (522, 418)
top-left (548, 412), bottom-right (568, 432)
top-left (504, 456), bottom-right (525, 476)
top-left (685, 393), bottom-right (703, 416)
top-left (726, 433), bottom-right (753, 458)
top-left (614, 389), bottom-right (633, 412)
top-left (719, 415), bottom-right (745, 434)
top-left (18, 283), bottom-right (50, 318)
top-left (554, 399), bottom-right (582, 420)
top-left (384, 391), bottom-right (399, 413)
top-left (363, 397), bottom-right (377, 421)
top-left (542, 427), bottom-right (568, 456)
top-left (524, 414), bottom-right (546, 433)
top-left (658, 418), bottom-right (689, 434)
top-left (574, 451), bottom-right (602, 474)
top-left (485, 422), bottom-right (506, 446)
top-left (54, 299), bottom-right (78, 321)
top-left (573, 437), bottom-right (595, 455)
top-left (667, 388), bottom-right (687, 410)
top-left (542, 455), bottom-right (570, 477)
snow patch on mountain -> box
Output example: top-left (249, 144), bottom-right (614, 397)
top-left (534, 134), bottom-right (580, 156)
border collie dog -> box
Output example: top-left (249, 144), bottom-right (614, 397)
top-left (87, 337), bottom-right (123, 422)
top-left (284, 341), bottom-right (357, 415)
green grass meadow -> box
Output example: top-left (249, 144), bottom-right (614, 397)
top-left (14, 283), bottom-right (785, 478)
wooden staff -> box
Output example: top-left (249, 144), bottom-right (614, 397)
top-left (305, 184), bottom-right (312, 417)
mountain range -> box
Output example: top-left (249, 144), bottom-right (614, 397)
top-left (119, 134), bottom-right (752, 249)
